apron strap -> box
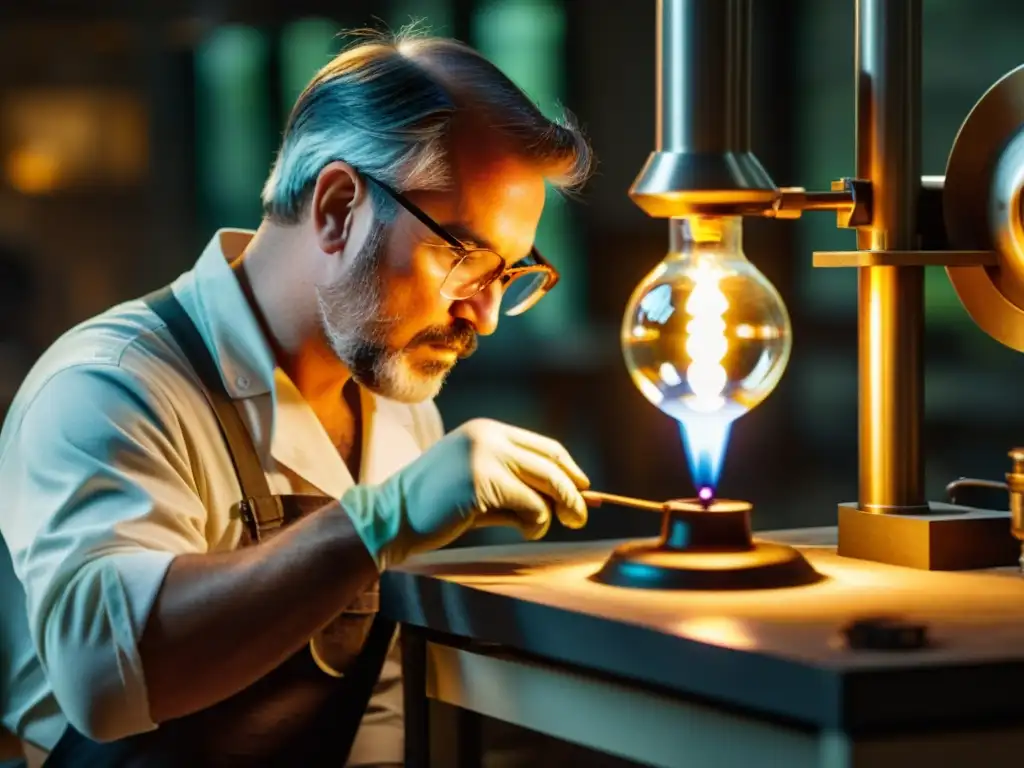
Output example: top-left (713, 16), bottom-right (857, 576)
top-left (143, 285), bottom-right (396, 765)
top-left (144, 285), bottom-right (272, 501)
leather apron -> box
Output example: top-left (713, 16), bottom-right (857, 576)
top-left (43, 287), bottom-right (396, 767)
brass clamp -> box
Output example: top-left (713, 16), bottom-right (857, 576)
top-left (765, 177), bottom-right (872, 228)
top-left (764, 176), bottom-right (999, 268)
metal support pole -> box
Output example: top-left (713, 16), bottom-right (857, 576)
top-left (855, 0), bottom-right (927, 513)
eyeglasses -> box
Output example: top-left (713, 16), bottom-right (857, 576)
top-left (364, 175), bottom-right (559, 316)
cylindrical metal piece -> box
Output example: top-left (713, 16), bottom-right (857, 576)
top-left (658, 0), bottom-right (749, 154)
top-left (630, 0), bottom-right (777, 217)
top-left (855, 0), bottom-right (928, 513)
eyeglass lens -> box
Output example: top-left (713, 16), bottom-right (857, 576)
top-left (501, 271), bottom-right (549, 315)
top-left (442, 251), bottom-right (503, 298)
top-left (440, 250), bottom-right (549, 315)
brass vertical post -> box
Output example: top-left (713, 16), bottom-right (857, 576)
top-left (855, 0), bottom-right (928, 512)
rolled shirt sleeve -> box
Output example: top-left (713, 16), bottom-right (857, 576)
top-left (0, 362), bottom-right (209, 742)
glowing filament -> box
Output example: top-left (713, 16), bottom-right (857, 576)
top-left (684, 264), bottom-right (729, 412)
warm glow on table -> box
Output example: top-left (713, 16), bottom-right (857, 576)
top-left (398, 533), bottom-right (1024, 670)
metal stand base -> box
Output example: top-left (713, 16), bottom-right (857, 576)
top-left (594, 540), bottom-right (823, 590)
top-left (837, 502), bottom-right (1019, 570)
top-left (592, 499), bottom-right (823, 590)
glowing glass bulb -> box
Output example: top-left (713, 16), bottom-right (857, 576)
top-left (622, 216), bottom-right (792, 495)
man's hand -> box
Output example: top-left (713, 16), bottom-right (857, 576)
top-left (341, 418), bottom-right (591, 569)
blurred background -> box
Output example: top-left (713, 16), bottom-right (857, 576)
top-left (2, 0), bottom-right (1024, 549)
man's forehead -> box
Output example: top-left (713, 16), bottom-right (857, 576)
top-left (403, 149), bottom-right (543, 261)
top-left (455, 159), bottom-right (545, 237)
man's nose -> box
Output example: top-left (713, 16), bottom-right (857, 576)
top-left (451, 280), bottom-right (502, 336)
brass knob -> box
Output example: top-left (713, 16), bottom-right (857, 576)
top-left (1011, 448), bottom-right (1024, 474)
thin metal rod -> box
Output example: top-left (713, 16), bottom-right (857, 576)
top-left (855, 0), bottom-right (927, 512)
top-left (945, 477), bottom-right (1009, 505)
top-left (796, 191), bottom-right (854, 211)
top-left (771, 188), bottom-right (855, 217)
top-left (582, 491), bottom-right (668, 513)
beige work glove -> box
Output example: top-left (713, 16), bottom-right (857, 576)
top-left (340, 418), bottom-right (591, 570)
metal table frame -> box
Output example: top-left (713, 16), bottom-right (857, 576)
top-left (389, 533), bottom-right (1024, 768)
top-left (401, 625), bottom-right (1024, 768)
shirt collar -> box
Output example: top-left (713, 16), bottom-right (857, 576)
top-left (270, 372), bottom-right (424, 497)
top-left (171, 229), bottom-right (276, 400)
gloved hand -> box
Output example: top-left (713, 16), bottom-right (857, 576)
top-left (340, 418), bottom-right (591, 570)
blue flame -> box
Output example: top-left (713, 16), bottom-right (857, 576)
top-left (677, 413), bottom-right (736, 493)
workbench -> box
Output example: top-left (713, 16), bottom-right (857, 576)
top-left (381, 528), bottom-right (1024, 768)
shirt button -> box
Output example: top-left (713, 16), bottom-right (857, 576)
top-left (236, 375), bottom-right (250, 390)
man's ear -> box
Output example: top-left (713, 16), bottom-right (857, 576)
top-left (311, 161), bottom-right (367, 255)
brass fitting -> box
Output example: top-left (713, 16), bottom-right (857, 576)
top-left (944, 449), bottom-right (1024, 573)
top-left (1005, 448), bottom-right (1024, 542)
top-left (764, 178), bottom-right (872, 227)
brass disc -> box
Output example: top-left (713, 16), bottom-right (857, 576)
top-left (662, 498), bottom-right (752, 514)
top-left (945, 63), bottom-right (1024, 351)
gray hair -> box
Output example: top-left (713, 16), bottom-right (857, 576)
top-left (261, 26), bottom-right (593, 224)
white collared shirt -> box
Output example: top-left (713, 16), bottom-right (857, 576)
top-left (0, 230), bottom-right (443, 763)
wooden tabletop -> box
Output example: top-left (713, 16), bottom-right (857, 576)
top-left (381, 527), bottom-right (1024, 733)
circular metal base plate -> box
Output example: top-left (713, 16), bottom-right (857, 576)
top-left (945, 63), bottom-right (1024, 351)
top-left (590, 498), bottom-right (823, 591)
top-left (591, 540), bottom-right (823, 591)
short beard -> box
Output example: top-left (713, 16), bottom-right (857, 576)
top-left (315, 220), bottom-right (477, 404)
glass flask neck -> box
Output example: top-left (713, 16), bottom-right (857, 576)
top-left (668, 216), bottom-right (745, 262)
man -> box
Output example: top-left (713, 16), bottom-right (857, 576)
top-left (0, 29), bottom-right (593, 767)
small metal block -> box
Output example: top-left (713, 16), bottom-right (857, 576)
top-left (842, 617), bottom-right (929, 651)
top-left (833, 177), bottom-right (873, 228)
top-left (837, 502), bottom-right (1019, 570)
